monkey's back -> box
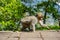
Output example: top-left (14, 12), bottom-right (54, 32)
top-left (21, 16), bottom-right (38, 24)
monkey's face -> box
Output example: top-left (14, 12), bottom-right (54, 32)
top-left (36, 13), bottom-right (43, 21)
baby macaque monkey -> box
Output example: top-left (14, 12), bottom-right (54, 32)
top-left (20, 12), bottom-right (48, 32)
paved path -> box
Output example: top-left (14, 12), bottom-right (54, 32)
top-left (0, 30), bottom-right (60, 40)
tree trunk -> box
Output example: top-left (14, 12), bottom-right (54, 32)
top-left (59, 21), bottom-right (60, 26)
top-left (58, 19), bottom-right (60, 26)
top-left (43, 12), bottom-right (47, 24)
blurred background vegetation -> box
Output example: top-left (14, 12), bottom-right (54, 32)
top-left (0, 0), bottom-right (60, 31)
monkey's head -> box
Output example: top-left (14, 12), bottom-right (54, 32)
top-left (35, 12), bottom-right (44, 21)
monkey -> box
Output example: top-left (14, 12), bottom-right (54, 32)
top-left (20, 12), bottom-right (48, 32)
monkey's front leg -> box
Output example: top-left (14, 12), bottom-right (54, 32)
top-left (32, 24), bottom-right (35, 32)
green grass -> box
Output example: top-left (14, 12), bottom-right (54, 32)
top-left (0, 24), bottom-right (60, 31)
top-left (36, 25), bottom-right (60, 31)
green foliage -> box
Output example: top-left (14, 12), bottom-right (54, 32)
top-left (0, 0), bottom-right (59, 31)
top-left (36, 24), bottom-right (60, 30)
top-left (37, 0), bottom-right (58, 24)
top-left (0, 0), bottom-right (26, 31)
